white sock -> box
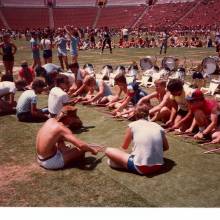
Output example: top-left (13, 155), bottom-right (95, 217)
top-left (107, 159), bottom-right (122, 169)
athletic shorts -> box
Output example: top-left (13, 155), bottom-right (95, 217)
top-left (43, 49), bottom-right (52, 59)
top-left (57, 50), bottom-right (67, 57)
top-left (127, 155), bottom-right (162, 175)
top-left (32, 51), bottom-right (40, 59)
top-left (37, 150), bottom-right (65, 170)
top-left (71, 50), bottom-right (78, 56)
top-left (177, 109), bottom-right (188, 117)
top-left (3, 54), bottom-right (14, 62)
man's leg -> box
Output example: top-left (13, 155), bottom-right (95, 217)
top-left (60, 145), bottom-right (85, 166)
top-left (105, 147), bottom-right (130, 169)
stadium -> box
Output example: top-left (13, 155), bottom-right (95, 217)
top-left (0, 0), bottom-right (220, 210)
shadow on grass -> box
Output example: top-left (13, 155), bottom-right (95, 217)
top-left (145, 158), bottom-right (176, 178)
top-left (65, 155), bottom-right (105, 171)
top-left (0, 109), bottom-right (16, 116)
top-left (71, 125), bottom-right (96, 134)
top-left (110, 157), bottom-right (176, 177)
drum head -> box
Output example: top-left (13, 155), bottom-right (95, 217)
top-left (140, 57), bottom-right (155, 70)
top-left (162, 57), bottom-right (177, 71)
top-left (202, 57), bottom-right (217, 75)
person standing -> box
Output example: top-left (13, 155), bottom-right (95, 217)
top-left (55, 30), bottom-right (68, 70)
top-left (30, 32), bottom-right (41, 69)
top-left (101, 26), bottom-right (112, 54)
top-left (40, 33), bottom-right (53, 64)
top-left (159, 30), bottom-right (169, 55)
top-left (64, 26), bottom-right (80, 64)
top-left (0, 33), bottom-right (17, 81)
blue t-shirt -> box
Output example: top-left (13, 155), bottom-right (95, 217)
top-left (16, 90), bottom-right (37, 114)
top-left (70, 36), bottom-right (79, 55)
top-left (127, 82), bottom-right (147, 105)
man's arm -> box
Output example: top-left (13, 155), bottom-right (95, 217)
top-left (61, 126), bottom-right (102, 155)
top-left (121, 127), bottom-right (132, 150)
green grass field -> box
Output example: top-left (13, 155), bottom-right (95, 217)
top-left (0, 40), bottom-right (219, 207)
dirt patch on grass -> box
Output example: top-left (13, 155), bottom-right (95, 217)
top-left (0, 162), bottom-right (45, 188)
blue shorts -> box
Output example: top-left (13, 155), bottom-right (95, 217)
top-left (127, 155), bottom-right (141, 174)
top-left (43, 49), bottom-right (52, 59)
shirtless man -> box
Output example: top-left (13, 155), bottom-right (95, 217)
top-left (36, 105), bottom-right (103, 170)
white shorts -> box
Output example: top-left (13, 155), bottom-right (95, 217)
top-left (37, 150), bottom-right (65, 170)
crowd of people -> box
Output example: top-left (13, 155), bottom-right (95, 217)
top-left (0, 26), bottom-right (220, 175)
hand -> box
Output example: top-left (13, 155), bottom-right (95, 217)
top-left (165, 120), bottom-right (173, 127)
top-left (184, 128), bottom-right (193, 134)
top-left (81, 100), bottom-right (91, 105)
top-left (111, 109), bottom-right (118, 116)
top-left (88, 144), bottom-right (105, 155)
top-left (194, 131), bottom-right (204, 140)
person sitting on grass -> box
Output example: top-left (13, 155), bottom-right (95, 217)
top-left (80, 76), bottom-right (112, 105)
top-left (16, 79), bottom-right (49, 122)
top-left (18, 60), bottom-right (35, 87)
top-left (48, 75), bottom-right (77, 118)
top-left (0, 79), bottom-right (26, 115)
top-left (110, 73), bottom-right (147, 116)
top-left (105, 104), bottom-right (169, 175)
top-left (36, 105), bottom-right (103, 170)
top-left (69, 64), bottom-right (95, 97)
top-left (137, 79), bottom-right (172, 123)
top-left (177, 89), bottom-right (220, 142)
top-left (165, 79), bottom-right (193, 132)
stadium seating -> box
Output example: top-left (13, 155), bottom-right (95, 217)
top-left (136, 1), bottom-right (197, 30)
top-left (55, 0), bottom-right (96, 7)
top-left (1, 8), bottom-right (49, 29)
top-left (1, 0), bottom-right (45, 7)
top-left (97, 6), bottom-right (145, 28)
top-left (107, 0), bottom-right (146, 6)
top-left (53, 7), bottom-right (98, 28)
top-left (178, 0), bottom-right (220, 27)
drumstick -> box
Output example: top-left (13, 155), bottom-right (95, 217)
top-left (203, 147), bottom-right (220, 154)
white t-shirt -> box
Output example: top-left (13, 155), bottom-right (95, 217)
top-left (128, 119), bottom-right (164, 166)
top-left (48, 87), bottom-right (70, 115)
top-left (0, 81), bottom-right (16, 96)
top-left (122, 28), bottom-right (128, 36)
top-left (16, 90), bottom-right (37, 114)
top-left (40, 39), bottom-right (51, 50)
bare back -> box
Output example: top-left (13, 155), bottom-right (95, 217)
top-left (36, 118), bottom-right (65, 157)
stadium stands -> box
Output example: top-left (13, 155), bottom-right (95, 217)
top-left (0, 0), bottom-right (219, 30)
top-left (55, 0), bottom-right (96, 7)
top-left (97, 6), bottom-right (145, 28)
top-left (136, 1), bottom-right (197, 30)
top-left (178, 0), bottom-right (220, 27)
top-left (156, 0), bottom-right (195, 3)
top-left (1, 8), bottom-right (49, 29)
top-left (53, 7), bottom-right (98, 28)
top-left (1, 0), bottom-right (45, 7)
top-left (107, 0), bottom-right (146, 6)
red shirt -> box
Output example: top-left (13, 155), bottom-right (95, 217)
top-left (19, 67), bottom-right (35, 84)
top-left (190, 99), bottom-right (218, 115)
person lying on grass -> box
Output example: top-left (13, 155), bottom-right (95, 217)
top-left (109, 73), bottom-right (147, 116)
top-left (16, 79), bottom-right (49, 122)
top-left (80, 76), bottom-right (112, 105)
top-left (173, 89), bottom-right (220, 142)
top-left (105, 104), bottom-right (169, 175)
top-left (36, 105), bottom-right (104, 170)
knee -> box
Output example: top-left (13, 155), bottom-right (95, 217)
top-left (105, 147), bottom-right (115, 156)
top-left (194, 110), bottom-right (207, 126)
